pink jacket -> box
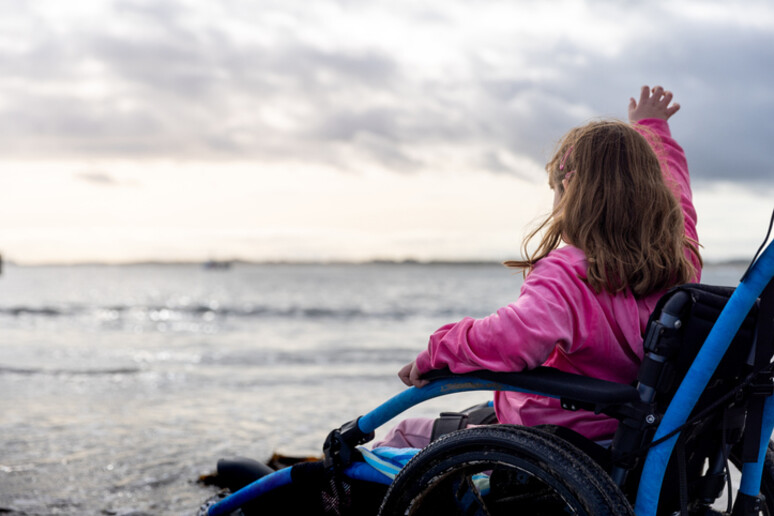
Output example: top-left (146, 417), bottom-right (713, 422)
top-left (415, 118), bottom-right (700, 441)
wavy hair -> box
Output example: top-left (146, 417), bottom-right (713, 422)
top-left (505, 120), bottom-right (701, 297)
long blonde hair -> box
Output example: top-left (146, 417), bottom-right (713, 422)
top-left (505, 120), bottom-right (701, 297)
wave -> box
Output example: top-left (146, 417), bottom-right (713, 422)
top-left (0, 306), bottom-right (66, 316)
top-left (0, 303), bottom-right (462, 321)
top-left (199, 346), bottom-right (414, 367)
top-left (0, 364), bottom-right (142, 375)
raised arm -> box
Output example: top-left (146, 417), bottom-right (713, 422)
top-left (629, 85), bottom-right (700, 278)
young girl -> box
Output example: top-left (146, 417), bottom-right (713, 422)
top-left (375, 85), bottom-right (701, 448)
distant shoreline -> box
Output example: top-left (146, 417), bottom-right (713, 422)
top-left (1, 258), bottom-right (753, 268)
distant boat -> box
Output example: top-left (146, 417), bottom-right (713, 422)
top-left (202, 259), bottom-right (232, 270)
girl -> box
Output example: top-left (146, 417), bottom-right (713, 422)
top-left (376, 85), bottom-right (701, 448)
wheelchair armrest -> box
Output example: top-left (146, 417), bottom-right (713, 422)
top-left (422, 367), bottom-right (640, 407)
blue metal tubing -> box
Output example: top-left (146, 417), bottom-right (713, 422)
top-left (208, 467), bottom-right (293, 516)
top-left (207, 378), bottom-right (530, 515)
top-left (740, 396), bottom-right (774, 496)
top-left (207, 462), bottom-right (393, 515)
top-left (357, 377), bottom-right (545, 435)
top-left (635, 241), bottom-right (774, 516)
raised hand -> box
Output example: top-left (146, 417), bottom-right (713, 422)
top-left (628, 85), bottom-right (680, 123)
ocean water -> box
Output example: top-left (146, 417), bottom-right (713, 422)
top-left (0, 261), bottom-right (748, 515)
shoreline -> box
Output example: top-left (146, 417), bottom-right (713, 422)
top-left (0, 258), bottom-right (753, 268)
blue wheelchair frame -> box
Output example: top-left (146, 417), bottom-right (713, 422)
top-left (207, 236), bottom-right (774, 516)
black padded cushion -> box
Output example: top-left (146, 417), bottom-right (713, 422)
top-left (422, 367), bottom-right (639, 406)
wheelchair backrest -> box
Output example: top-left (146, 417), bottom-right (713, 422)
top-left (640, 283), bottom-right (761, 414)
top-left (615, 283), bottom-right (767, 513)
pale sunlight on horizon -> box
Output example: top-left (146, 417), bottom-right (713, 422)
top-left (1, 0), bottom-right (772, 265)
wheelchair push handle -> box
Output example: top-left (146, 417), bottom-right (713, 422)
top-left (638, 290), bottom-right (692, 403)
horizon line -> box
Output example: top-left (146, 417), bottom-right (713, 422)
top-left (0, 257), bottom-right (754, 268)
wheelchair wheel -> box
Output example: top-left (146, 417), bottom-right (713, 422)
top-left (378, 425), bottom-right (634, 516)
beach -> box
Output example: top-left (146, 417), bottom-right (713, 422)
top-left (0, 261), bottom-right (746, 515)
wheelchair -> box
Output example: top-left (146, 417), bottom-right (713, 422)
top-left (199, 223), bottom-right (774, 516)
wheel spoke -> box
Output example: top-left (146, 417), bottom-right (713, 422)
top-left (449, 472), bottom-right (490, 516)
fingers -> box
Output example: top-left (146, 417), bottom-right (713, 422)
top-left (398, 362), bottom-right (413, 386)
top-left (411, 367), bottom-right (429, 388)
top-left (398, 361), bottom-right (429, 388)
top-left (627, 97), bottom-right (638, 121)
top-left (658, 89), bottom-right (673, 110)
top-left (630, 85), bottom-right (679, 122)
top-left (644, 86), bottom-right (668, 106)
top-left (408, 361), bottom-right (429, 388)
top-left (639, 85), bottom-right (650, 105)
top-left (650, 86), bottom-right (675, 107)
top-left (666, 102), bottom-right (681, 118)
top-left (652, 86), bottom-right (680, 120)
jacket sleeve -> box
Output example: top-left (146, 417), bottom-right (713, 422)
top-left (636, 118), bottom-right (701, 278)
top-left (414, 256), bottom-right (585, 375)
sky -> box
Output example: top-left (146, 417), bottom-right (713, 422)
top-left (0, 0), bottom-right (772, 265)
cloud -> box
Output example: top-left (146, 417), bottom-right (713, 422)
top-left (0, 0), bottom-right (772, 190)
top-left (73, 171), bottom-right (133, 187)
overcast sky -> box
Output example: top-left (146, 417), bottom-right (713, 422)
top-left (0, 0), bottom-right (772, 264)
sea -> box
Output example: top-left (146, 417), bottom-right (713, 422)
top-left (0, 260), bottom-right (749, 515)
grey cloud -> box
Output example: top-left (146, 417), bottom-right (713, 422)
top-left (457, 10), bottom-right (774, 187)
top-left (112, 0), bottom-right (186, 21)
top-left (316, 108), bottom-right (403, 142)
top-left (271, 45), bottom-right (399, 89)
top-left (0, 0), bottom-right (772, 191)
top-left (83, 33), bottom-right (227, 100)
top-left (0, 12), bottom-right (405, 163)
top-left (74, 171), bottom-right (119, 186)
top-left (354, 133), bottom-right (423, 172)
top-left (479, 150), bottom-right (533, 180)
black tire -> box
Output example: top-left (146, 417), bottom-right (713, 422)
top-left (378, 425), bottom-right (634, 516)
